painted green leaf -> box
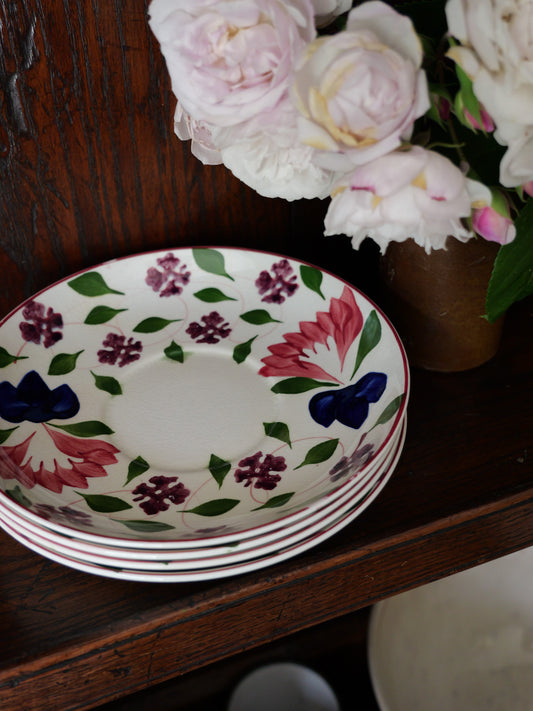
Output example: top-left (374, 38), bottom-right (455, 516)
top-left (263, 421), bottom-right (291, 448)
top-left (84, 305), bottom-right (127, 324)
top-left (76, 492), bottom-right (132, 513)
top-left (68, 272), bottom-right (124, 297)
top-left (185, 498), bottom-right (239, 517)
top-left (240, 309), bottom-right (281, 325)
top-left (371, 394), bottom-right (405, 430)
top-left (48, 351), bottom-right (84, 376)
top-left (91, 370), bottom-right (122, 396)
top-left (208, 454), bottom-right (232, 487)
top-left (51, 421), bottom-right (114, 437)
top-left (6, 485), bottom-right (31, 508)
top-left (133, 317), bottom-right (180, 333)
top-left (125, 456), bottom-right (150, 485)
top-left (233, 336), bottom-right (257, 364)
top-left (300, 265), bottom-right (325, 299)
top-left (0, 426), bottom-right (18, 444)
top-left (194, 288), bottom-right (237, 303)
top-left (486, 199), bottom-right (533, 322)
top-left (164, 341), bottom-right (185, 363)
top-left (193, 248), bottom-right (234, 281)
top-left (115, 519), bottom-right (175, 533)
top-left (352, 310), bottom-right (381, 378)
top-left (271, 378), bottom-right (339, 394)
top-left (252, 492), bottom-right (295, 510)
top-left (295, 439), bottom-right (339, 469)
top-left (0, 346), bottom-right (27, 368)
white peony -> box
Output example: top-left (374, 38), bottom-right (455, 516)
top-left (446, 0), bottom-right (533, 186)
top-left (292, 1), bottom-right (429, 172)
top-left (149, 0), bottom-right (315, 127)
top-left (310, 0), bottom-right (352, 27)
top-left (324, 146), bottom-right (491, 253)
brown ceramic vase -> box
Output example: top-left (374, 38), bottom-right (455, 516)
top-left (379, 236), bottom-right (504, 372)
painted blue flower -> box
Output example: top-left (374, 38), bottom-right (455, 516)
top-left (309, 372), bottom-right (387, 430)
top-left (0, 370), bottom-right (80, 423)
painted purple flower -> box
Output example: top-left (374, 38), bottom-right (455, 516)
top-left (234, 451), bottom-right (287, 490)
top-left (255, 259), bottom-right (298, 304)
top-left (186, 311), bottom-right (231, 344)
top-left (34, 504), bottom-right (93, 526)
top-left (97, 333), bottom-right (142, 367)
top-left (146, 252), bottom-right (191, 297)
top-left (19, 300), bottom-right (63, 347)
top-left (309, 372), bottom-right (387, 430)
top-left (132, 475), bottom-right (190, 515)
top-left (329, 442), bottom-right (375, 483)
top-left (0, 370), bottom-right (79, 423)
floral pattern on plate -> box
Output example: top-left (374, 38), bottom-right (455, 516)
top-left (0, 248), bottom-right (408, 541)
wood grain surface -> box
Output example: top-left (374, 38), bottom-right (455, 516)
top-left (1, 3), bottom-right (532, 710)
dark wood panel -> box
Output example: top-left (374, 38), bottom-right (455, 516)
top-left (0, 0), bottom-right (296, 317)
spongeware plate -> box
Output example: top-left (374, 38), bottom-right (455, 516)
top-left (368, 545), bottom-right (533, 711)
top-left (0, 419), bottom-right (404, 582)
top-left (1, 418), bottom-right (405, 571)
top-left (0, 247), bottom-right (408, 546)
top-left (0, 413), bottom-right (404, 561)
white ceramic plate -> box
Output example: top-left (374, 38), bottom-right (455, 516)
top-left (0, 412), bottom-right (404, 561)
top-left (0, 418), bottom-right (405, 571)
top-left (368, 546), bottom-right (533, 711)
top-left (0, 247), bottom-right (408, 545)
top-left (0, 416), bottom-right (405, 582)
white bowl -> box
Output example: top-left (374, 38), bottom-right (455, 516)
top-left (228, 663), bottom-right (339, 711)
top-left (368, 546), bottom-right (533, 711)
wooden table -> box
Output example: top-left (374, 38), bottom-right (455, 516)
top-left (1, 3), bottom-right (532, 708)
top-left (0, 296), bottom-right (531, 710)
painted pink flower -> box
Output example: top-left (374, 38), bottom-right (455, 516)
top-left (0, 425), bottom-right (119, 494)
top-left (259, 286), bottom-right (363, 382)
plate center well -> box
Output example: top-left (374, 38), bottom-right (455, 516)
top-left (106, 352), bottom-right (278, 472)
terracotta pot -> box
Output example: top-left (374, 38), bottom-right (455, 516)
top-left (379, 237), bottom-right (504, 372)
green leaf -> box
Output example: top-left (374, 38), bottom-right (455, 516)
top-left (0, 346), bottom-right (27, 368)
top-left (51, 421), bottom-right (114, 437)
top-left (68, 272), bottom-right (124, 297)
top-left (233, 336), bottom-right (257, 364)
top-left (91, 370), bottom-right (122, 396)
top-left (454, 63), bottom-right (483, 129)
top-left (295, 439), bottom-right (339, 469)
top-left (193, 248), bottom-right (234, 280)
top-left (352, 310), bottom-right (381, 378)
top-left (486, 201), bottom-right (533, 322)
top-left (371, 394), bottom-right (405, 431)
top-left (125, 456), bottom-right (150, 485)
top-left (252, 492), bottom-right (295, 510)
top-left (77, 492), bottom-right (132, 513)
top-left (48, 351), bottom-right (84, 376)
top-left (185, 498), bottom-right (239, 517)
top-left (208, 454), bottom-right (232, 487)
top-left (263, 421), bottom-right (291, 448)
top-left (194, 288), bottom-right (237, 303)
top-left (164, 341), bottom-right (185, 363)
top-left (84, 306), bottom-right (127, 324)
top-left (300, 265), bottom-right (325, 299)
top-left (240, 309), bottom-right (281, 325)
top-left (0, 426), bottom-right (18, 444)
top-left (6, 485), bottom-right (31, 508)
top-left (133, 317), bottom-right (180, 333)
top-left (271, 378), bottom-right (339, 394)
top-left (114, 519), bottom-right (175, 533)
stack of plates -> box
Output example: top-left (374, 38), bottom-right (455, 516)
top-left (0, 247), bottom-right (408, 582)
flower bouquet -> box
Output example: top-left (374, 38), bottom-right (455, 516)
top-left (148, 0), bottom-right (533, 324)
